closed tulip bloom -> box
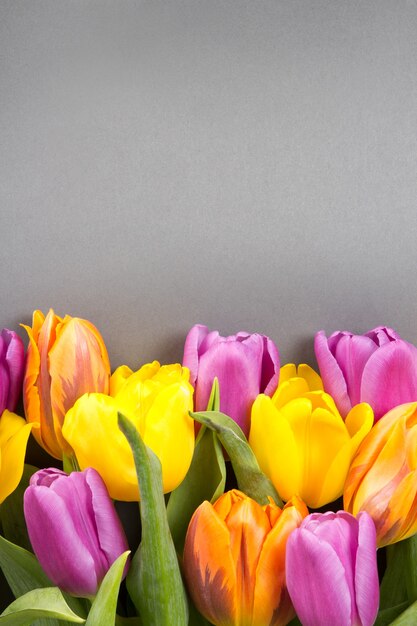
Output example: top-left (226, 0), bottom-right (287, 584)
top-left (0, 410), bottom-right (33, 503)
top-left (0, 329), bottom-right (25, 415)
top-left (315, 327), bottom-right (417, 421)
top-left (63, 362), bottom-right (194, 501)
top-left (24, 467), bottom-right (129, 597)
top-left (23, 309), bottom-right (110, 459)
top-left (183, 324), bottom-right (280, 436)
top-left (286, 511), bottom-right (379, 626)
top-left (183, 489), bottom-right (308, 626)
top-left (249, 366), bottom-right (373, 508)
top-left (344, 402), bottom-right (417, 547)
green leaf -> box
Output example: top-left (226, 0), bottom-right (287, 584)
top-left (115, 617), bottom-right (142, 626)
top-left (167, 380), bottom-right (225, 554)
top-left (118, 413), bottom-right (188, 626)
top-left (190, 410), bottom-right (283, 506)
top-left (387, 600), bottom-right (417, 625)
top-left (374, 602), bottom-right (409, 626)
top-left (85, 551), bottom-right (130, 626)
top-left (0, 587), bottom-right (85, 625)
top-left (380, 539), bottom-right (416, 609)
top-left (0, 535), bottom-right (87, 624)
top-left (0, 464), bottom-right (38, 551)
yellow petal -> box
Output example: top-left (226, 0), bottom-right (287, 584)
top-left (63, 393), bottom-right (139, 501)
top-left (297, 364), bottom-right (323, 391)
top-left (0, 411), bottom-right (33, 503)
top-left (110, 365), bottom-right (134, 396)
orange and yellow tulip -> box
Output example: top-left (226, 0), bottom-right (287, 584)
top-left (249, 364), bottom-right (373, 508)
top-left (23, 309), bottom-right (110, 459)
top-left (344, 401), bottom-right (417, 547)
top-left (183, 489), bottom-right (308, 626)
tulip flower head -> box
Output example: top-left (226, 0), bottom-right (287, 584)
top-left (315, 326), bottom-right (417, 421)
top-left (286, 511), bottom-right (379, 626)
top-left (0, 410), bottom-right (33, 503)
top-left (183, 489), bottom-right (308, 626)
top-left (63, 361), bottom-right (194, 501)
top-left (0, 329), bottom-right (25, 415)
top-left (344, 401), bottom-right (417, 547)
top-left (23, 309), bottom-right (111, 459)
top-left (249, 365), bottom-right (373, 508)
top-left (183, 324), bottom-right (280, 436)
top-left (24, 467), bottom-right (129, 597)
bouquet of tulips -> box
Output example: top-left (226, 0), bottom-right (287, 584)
top-left (1, 311), bottom-right (417, 626)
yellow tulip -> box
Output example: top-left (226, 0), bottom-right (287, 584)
top-left (0, 410), bottom-right (33, 503)
top-left (344, 402), bottom-right (417, 547)
top-left (23, 309), bottom-right (110, 459)
top-left (62, 362), bottom-right (194, 501)
top-left (249, 364), bottom-right (373, 508)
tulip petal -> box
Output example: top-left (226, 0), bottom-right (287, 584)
top-left (182, 325), bottom-right (211, 386)
top-left (196, 337), bottom-right (264, 434)
top-left (314, 331), bottom-right (352, 418)
top-left (24, 486), bottom-right (99, 596)
top-left (286, 527), bottom-right (352, 626)
top-left (332, 335), bottom-right (378, 407)
top-left (260, 336), bottom-right (280, 396)
top-left (0, 411), bottom-right (33, 503)
top-left (2, 330), bottom-right (25, 412)
top-left (183, 501), bottom-right (237, 626)
top-left (361, 341), bottom-right (417, 420)
top-left (355, 512), bottom-right (379, 626)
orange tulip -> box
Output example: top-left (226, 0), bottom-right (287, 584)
top-left (344, 401), bottom-right (417, 547)
top-left (183, 489), bottom-right (308, 626)
top-left (23, 309), bottom-right (110, 459)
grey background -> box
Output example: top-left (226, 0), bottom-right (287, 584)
top-left (1, 0), bottom-right (417, 611)
top-left (1, 0), bottom-right (417, 369)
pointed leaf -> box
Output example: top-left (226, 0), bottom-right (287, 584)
top-left (0, 587), bottom-right (85, 624)
top-left (388, 600), bottom-right (417, 625)
top-left (0, 465), bottom-right (38, 551)
top-left (85, 551), bottom-right (130, 626)
top-left (374, 602), bottom-right (409, 626)
top-left (190, 410), bottom-right (282, 506)
top-left (117, 413), bottom-right (188, 626)
top-left (380, 542), bottom-right (410, 609)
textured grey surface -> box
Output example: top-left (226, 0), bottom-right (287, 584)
top-left (1, 0), bottom-right (417, 372)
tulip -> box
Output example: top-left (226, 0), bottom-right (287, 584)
top-left (23, 309), bottom-right (110, 459)
top-left (344, 401), bottom-right (417, 546)
top-left (249, 365), bottom-right (373, 508)
top-left (183, 324), bottom-right (280, 436)
top-left (24, 467), bottom-right (129, 597)
top-left (62, 362), bottom-right (194, 501)
top-left (183, 489), bottom-right (308, 626)
top-left (0, 410), bottom-right (33, 503)
top-left (315, 326), bottom-right (417, 421)
top-left (286, 510), bottom-right (379, 626)
top-left (0, 329), bottom-right (25, 415)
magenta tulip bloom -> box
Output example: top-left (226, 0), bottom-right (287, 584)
top-left (24, 468), bottom-right (129, 597)
top-left (315, 327), bottom-right (417, 421)
top-left (183, 324), bottom-right (280, 435)
top-left (0, 329), bottom-right (25, 415)
top-left (286, 511), bottom-right (379, 626)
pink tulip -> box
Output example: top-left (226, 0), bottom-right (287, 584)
top-left (0, 329), bottom-right (25, 415)
top-left (286, 511), bottom-right (379, 626)
top-left (183, 324), bottom-right (280, 436)
top-left (315, 327), bottom-right (417, 420)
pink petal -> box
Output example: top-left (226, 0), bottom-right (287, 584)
top-left (365, 326), bottom-right (401, 345)
top-left (2, 330), bottom-right (25, 411)
top-left (314, 331), bottom-right (352, 418)
top-left (355, 512), bottom-right (379, 626)
top-left (260, 335), bottom-right (280, 396)
top-left (361, 341), bottom-right (417, 420)
top-left (286, 528), bottom-right (352, 626)
top-left (333, 335), bottom-right (377, 407)
top-left (182, 325), bottom-right (210, 385)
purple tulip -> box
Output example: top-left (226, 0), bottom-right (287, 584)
top-left (315, 327), bottom-right (417, 421)
top-left (0, 329), bottom-right (25, 415)
top-left (24, 468), bottom-right (129, 597)
top-left (183, 324), bottom-right (280, 435)
top-left (286, 511), bottom-right (379, 626)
